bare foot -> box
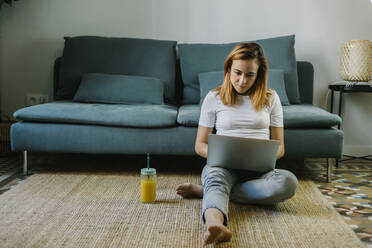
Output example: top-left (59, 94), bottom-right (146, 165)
top-left (203, 224), bottom-right (232, 246)
top-left (176, 183), bottom-right (203, 198)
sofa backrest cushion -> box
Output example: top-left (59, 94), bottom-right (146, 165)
top-left (73, 73), bottom-right (164, 105)
top-left (178, 35), bottom-right (300, 104)
top-left (267, 69), bottom-right (290, 106)
top-left (198, 69), bottom-right (290, 105)
top-left (198, 71), bottom-right (224, 104)
top-left (56, 36), bottom-right (177, 103)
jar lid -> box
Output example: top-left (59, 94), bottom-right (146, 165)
top-left (141, 168), bottom-right (156, 175)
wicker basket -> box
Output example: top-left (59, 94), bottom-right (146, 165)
top-left (0, 121), bottom-right (15, 156)
top-left (340, 40), bottom-right (372, 81)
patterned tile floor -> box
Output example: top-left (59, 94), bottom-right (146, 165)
top-left (0, 154), bottom-right (371, 247)
top-left (303, 161), bottom-right (372, 247)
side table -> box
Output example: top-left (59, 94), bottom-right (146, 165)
top-left (329, 81), bottom-right (372, 162)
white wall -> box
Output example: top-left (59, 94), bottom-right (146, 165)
top-left (1, 0), bottom-right (372, 155)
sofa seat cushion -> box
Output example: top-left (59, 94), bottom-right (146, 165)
top-left (177, 104), bottom-right (201, 127)
top-left (283, 105), bottom-right (341, 128)
top-left (176, 104), bottom-right (341, 128)
top-left (13, 101), bottom-right (178, 128)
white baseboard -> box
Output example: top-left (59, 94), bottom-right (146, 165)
top-left (344, 145), bottom-right (372, 157)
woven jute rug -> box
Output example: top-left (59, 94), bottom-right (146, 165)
top-left (0, 171), bottom-right (364, 248)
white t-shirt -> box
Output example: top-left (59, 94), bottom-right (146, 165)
top-left (199, 90), bottom-right (283, 140)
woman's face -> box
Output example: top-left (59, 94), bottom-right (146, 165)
top-left (229, 59), bottom-right (259, 95)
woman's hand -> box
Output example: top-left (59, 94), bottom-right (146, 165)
top-left (270, 126), bottom-right (285, 160)
top-left (195, 126), bottom-right (214, 158)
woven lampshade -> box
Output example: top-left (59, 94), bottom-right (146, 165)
top-left (339, 40), bottom-right (372, 81)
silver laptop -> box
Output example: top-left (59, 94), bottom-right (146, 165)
top-left (207, 134), bottom-right (280, 172)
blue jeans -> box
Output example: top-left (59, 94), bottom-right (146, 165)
top-left (201, 165), bottom-right (298, 226)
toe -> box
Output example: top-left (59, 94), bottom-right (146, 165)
top-left (176, 183), bottom-right (189, 191)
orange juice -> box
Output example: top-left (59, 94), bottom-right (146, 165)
top-left (140, 167), bottom-right (157, 203)
top-left (140, 179), bottom-right (156, 203)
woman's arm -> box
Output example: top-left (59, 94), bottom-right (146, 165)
top-left (270, 126), bottom-right (285, 160)
top-left (195, 126), bottom-right (214, 159)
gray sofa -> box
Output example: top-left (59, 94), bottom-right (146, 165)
top-left (10, 35), bottom-right (343, 181)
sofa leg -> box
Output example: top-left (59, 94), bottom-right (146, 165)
top-left (23, 151), bottom-right (28, 176)
top-left (327, 158), bottom-right (333, 183)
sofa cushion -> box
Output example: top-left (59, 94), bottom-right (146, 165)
top-left (57, 36), bottom-right (177, 103)
top-left (283, 105), bottom-right (341, 128)
top-left (176, 104), bottom-right (341, 128)
top-left (73, 73), bottom-right (164, 105)
top-left (177, 105), bottom-right (201, 127)
top-left (178, 35), bottom-right (300, 104)
top-left (198, 69), bottom-right (290, 105)
top-left (267, 69), bottom-right (290, 106)
top-left (198, 71), bottom-right (223, 104)
top-left (13, 101), bottom-right (178, 128)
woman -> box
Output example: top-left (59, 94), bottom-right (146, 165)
top-left (176, 43), bottom-right (298, 246)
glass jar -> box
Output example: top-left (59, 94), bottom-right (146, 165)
top-left (140, 168), bottom-right (157, 203)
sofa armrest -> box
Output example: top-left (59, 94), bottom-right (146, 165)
top-left (297, 61), bottom-right (314, 104)
top-left (53, 57), bottom-right (62, 101)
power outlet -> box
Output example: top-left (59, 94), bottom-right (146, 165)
top-left (26, 94), bottom-right (49, 106)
